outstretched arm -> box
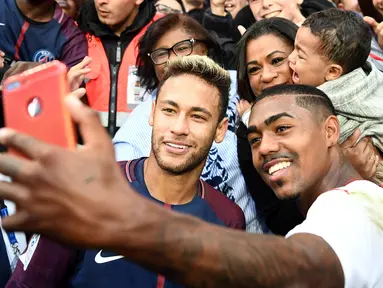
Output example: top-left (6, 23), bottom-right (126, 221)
top-left (104, 197), bottom-right (344, 288)
top-left (0, 92), bottom-right (344, 288)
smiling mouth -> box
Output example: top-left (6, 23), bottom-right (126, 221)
top-left (268, 161), bottom-right (292, 176)
top-left (165, 142), bottom-right (190, 150)
top-left (262, 11), bottom-right (281, 19)
top-left (225, 4), bottom-right (234, 9)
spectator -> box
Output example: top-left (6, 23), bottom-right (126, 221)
top-left (182, 0), bottom-right (242, 47)
top-left (0, 0), bottom-right (87, 81)
top-left (233, 5), bottom-right (256, 30)
top-left (236, 17), bottom-right (381, 233)
top-left (1, 84), bottom-right (383, 288)
top-left (76, 0), bottom-right (161, 136)
top-left (113, 14), bottom-right (263, 232)
top-left (56, 0), bottom-right (84, 20)
top-left (289, 9), bottom-right (383, 185)
top-left (372, 0), bottom-right (383, 16)
top-left (236, 18), bottom-right (304, 235)
top-left (225, 0), bottom-right (248, 19)
top-left (248, 0), bottom-right (334, 26)
top-left (335, 0), bottom-right (361, 13)
top-left (7, 56), bottom-right (246, 288)
top-left (358, 0), bottom-right (383, 21)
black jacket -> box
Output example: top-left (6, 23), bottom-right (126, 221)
top-left (77, 1), bottom-right (156, 136)
top-left (187, 8), bottom-right (239, 69)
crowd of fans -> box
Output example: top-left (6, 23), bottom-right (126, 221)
top-left (0, 0), bottom-right (383, 287)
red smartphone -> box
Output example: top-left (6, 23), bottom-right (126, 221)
top-left (2, 60), bottom-right (77, 156)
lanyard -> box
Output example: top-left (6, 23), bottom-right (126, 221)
top-left (0, 201), bottom-right (20, 259)
top-left (370, 53), bottom-right (383, 62)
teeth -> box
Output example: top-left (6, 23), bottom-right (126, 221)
top-left (268, 161), bottom-right (292, 175)
top-left (166, 143), bottom-right (187, 149)
top-left (264, 11), bottom-right (281, 18)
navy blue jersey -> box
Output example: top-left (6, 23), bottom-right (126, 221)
top-left (7, 158), bottom-right (245, 288)
top-left (0, 0), bottom-right (87, 67)
top-left (69, 158), bottom-right (244, 288)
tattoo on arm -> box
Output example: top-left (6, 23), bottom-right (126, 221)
top-left (109, 204), bottom-right (344, 288)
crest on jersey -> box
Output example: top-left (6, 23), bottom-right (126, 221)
top-left (33, 49), bottom-right (55, 63)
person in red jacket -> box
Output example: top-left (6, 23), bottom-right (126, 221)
top-left (77, 0), bottom-right (161, 136)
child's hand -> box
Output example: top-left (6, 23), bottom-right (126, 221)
top-left (340, 129), bottom-right (380, 180)
top-left (364, 16), bottom-right (383, 49)
top-left (236, 99), bottom-right (252, 118)
top-left (0, 51), bottom-right (5, 68)
top-left (67, 56), bottom-right (92, 92)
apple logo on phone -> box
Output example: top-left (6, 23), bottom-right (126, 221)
top-left (27, 97), bottom-right (41, 118)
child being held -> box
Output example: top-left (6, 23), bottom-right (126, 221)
top-left (289, 8), bottom-right (383, 185)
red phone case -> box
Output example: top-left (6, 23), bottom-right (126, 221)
top-left (2, 61), bottom-right (77, 156)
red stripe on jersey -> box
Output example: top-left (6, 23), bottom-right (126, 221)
top-left (156, 203), bottom-right (171, 288)
top-left (14, 22), bottom-right (30, 61)
top-left (156, 275), bottom-right (165, 288)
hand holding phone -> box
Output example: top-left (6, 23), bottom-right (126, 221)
top-left (2, 61), bottom-right (77, 156)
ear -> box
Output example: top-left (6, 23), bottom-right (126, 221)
top-left (214, 117), bottom-right (229, 144)
top-left (149, 100), bottom-right (156, 127)
top-left (324, 115), bottom-right (340, 148)
top-left (325, 64), bottom-right (343, 81)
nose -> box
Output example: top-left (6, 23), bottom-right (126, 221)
top-left (262, 0), bottom-right (274, 8)
top-left (257, 133), bottom-right (280, 159)
top-left (260, 65), bottom-right (278, 83)
top-left (288, 49), bottom-right (297, 65)
top-left (170, 114), bottom-right (190, 136)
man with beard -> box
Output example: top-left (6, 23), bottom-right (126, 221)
top-left (2, 82), bottom-right (383, 287)
top-left (6, 56), bottom-right (245, 288)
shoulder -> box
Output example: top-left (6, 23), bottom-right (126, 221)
top-left (202, 181), bottom-right (246, 230)
top-left (53, 5), bottom-right (86, 43)
top-left (287, 181), bottom-right (383, 287)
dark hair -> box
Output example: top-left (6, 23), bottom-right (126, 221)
top-left (157, 56), bottom-right (230, 122)
top-left (137, 14), bottom-right (224, 92)
top-left (255, 84), bottom-right (336, 121)
top-left (237, 18), bottom-right (298, 102)
top-left (302, 9), bottom-right (372, 74)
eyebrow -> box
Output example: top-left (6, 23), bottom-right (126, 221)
top-left (246, 50), bottom-right (286, 66)
top-left (160, 100), bottom-right (179, 107)
top-left (160, 100), bottom-right (212, 117)
top-left (246, 125), bottom-right (259, 137)
top-left (246, 112), bottom-right (294, 136)
top-left (295, 44), bottom-right (307, 56)
top-left (264, 112), bottom-right (294, 126)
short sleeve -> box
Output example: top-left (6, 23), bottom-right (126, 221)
top-left (286, 190), bottom-right (383, 288)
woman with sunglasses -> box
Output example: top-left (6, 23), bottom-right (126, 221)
top-left (113, 14), bottom-right (266, 234)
